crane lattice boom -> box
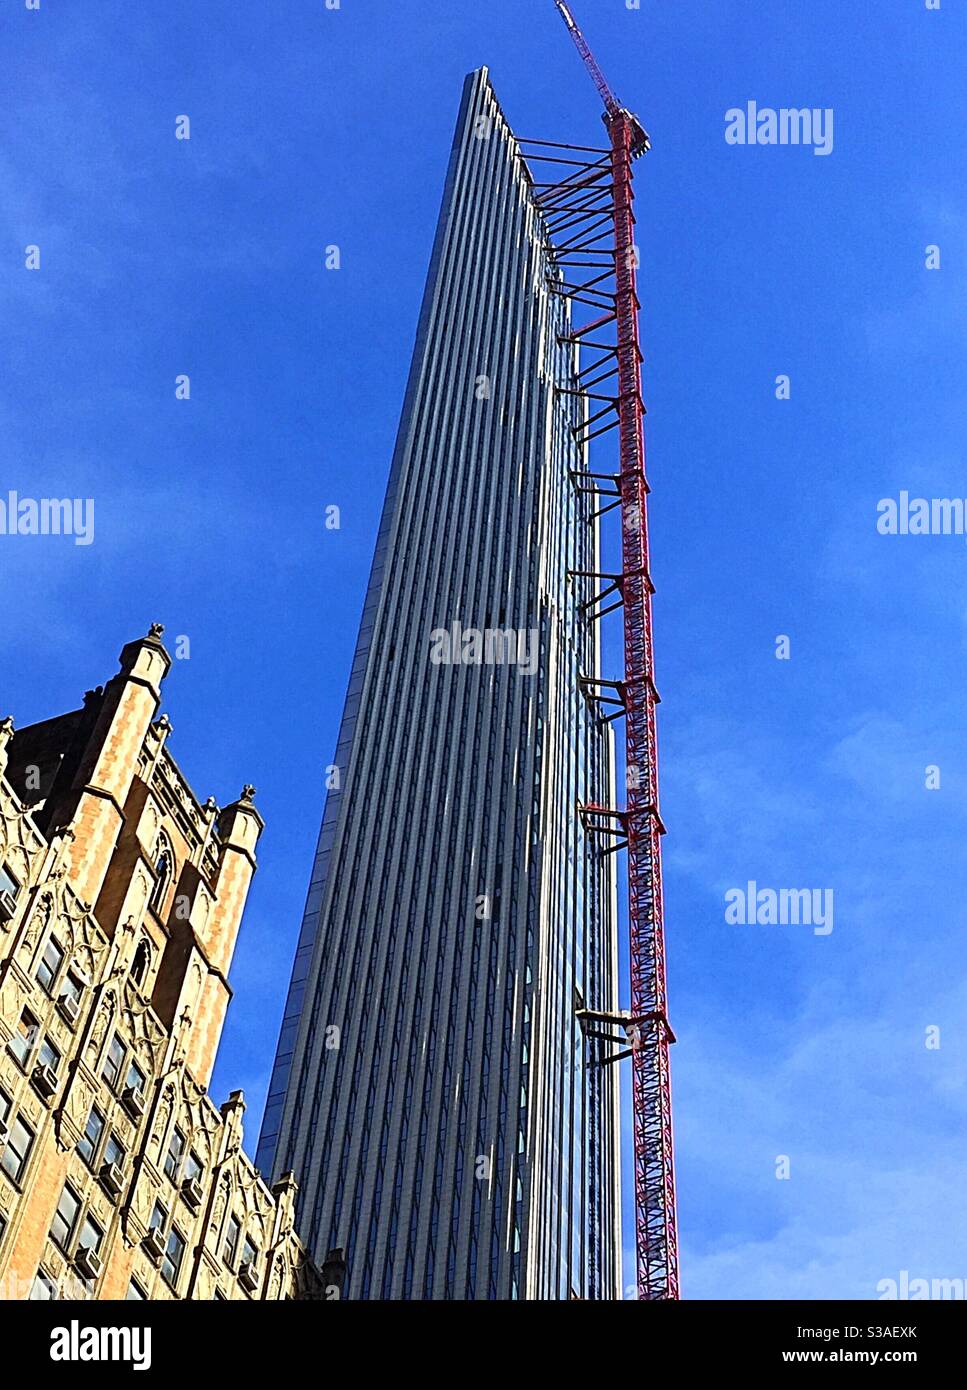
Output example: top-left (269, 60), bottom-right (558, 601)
top-left (553, 0), bottom-right (651, 155)
top-left (554, 0), bottom-right (620, 115)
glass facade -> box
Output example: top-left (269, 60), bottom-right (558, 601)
top-left (257, 67), bottom-right (621, 1300)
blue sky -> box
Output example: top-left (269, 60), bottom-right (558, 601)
top-left (3, 0), bottom-right (966, 1300)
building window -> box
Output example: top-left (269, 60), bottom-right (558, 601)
top-left (222, 1213), bottom-right (241, 1267)
top-left (149, 1200), bottom-right (167, 1232)
top-left (9, 1010), bottom-right (37, 1067)
top-left (50, 1185), bottom-right (81, 1252)
top-left (36, 937), bottom-right (65, 994)
top-left (130, 940), bottom-right (151, 988)
top-left (37, 1036), bottom-right (61, 1075)
top-left (150, 836), bottom-right (174, 914)
top-left (77, 1213), bottom-right (103, 1257)
top-left (102, 1034), bottom-right (125, 1091)
top-left (60, 971), bottom-right (84, 1008)
top-left (0, 1210), bottom-right (6, 1246)
top-left (29, 1271), bottom-right (58, 1300)
top-left (125, 1058), bottom-right (147, 1098)
top-left (242, 1236), bottom-right (258, 1268)
top-left (103, 1133), bottom-right (125, 1170)
top-left (162, 1227), bottom-right (185, 1287)
top-left (183, 1150), bottom-right (203, 1186)
top-left (163, 1126), bottom-right (185, 1182)
top-left (78, 1107), bottom-right (105, 1166)
top-left (1, 1114), bottom-right (34, 1184)
top-left (0, 864), bottom-right (18, 899)
top-left (126, 1280), bottom-right (146, 1301)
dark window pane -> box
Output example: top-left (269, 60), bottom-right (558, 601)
top-left (103, 1133), bottom-right (125, 1169)
top-left (78, 1108), bottom-right (104, 1165)
top-left (1, 1114), bottom-right (34, 1183)
top-left (162, 1228), bottom-right (185, 1286)
top-left (126, 1059), bottom-right (146, 1094)
top-left (10, 1012), bottom-right (36, 1066)
top-left (222, 1214), bottom-right (240, 1265)
top-left (29, 1272), bottom-right (57, 1300)
top-left (37, 938), bottom-right (64, 993)
top-left (51, 1186), bottom-right (80, 1251)
top-left (60, 972), bottom-right (83, 1006)
top-left (102, 1035), bottom-right (125, 1089)
top-left (78, 1214), bottom-right (102, 1255)
top-left (164, 1127), bottom-right (185, 1181)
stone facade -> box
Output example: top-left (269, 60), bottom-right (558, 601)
top-left (0, 626), bottom-right (321, 1301)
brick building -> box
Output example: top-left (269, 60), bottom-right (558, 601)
top-left (0, 625), bottom-right (323, 1300)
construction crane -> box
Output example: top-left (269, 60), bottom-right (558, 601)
top-left (549, 0), bottom-right (678, 1301)
top-left (554, 0), bottom-right (651, 156)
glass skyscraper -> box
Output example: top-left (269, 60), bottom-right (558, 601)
top-left (257, 67), bottom-right (622, 1300)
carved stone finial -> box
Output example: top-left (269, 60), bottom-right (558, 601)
top-left (0, 715), bottom-right (14, 740)
top-left (241, 784), bottom-right (256, 803)
top-left (156, 714), bottom-right (172, 733)
top-left (203, 796), bottom-right (218, 815)
top-left (148, 622), bottom-right (165, 640)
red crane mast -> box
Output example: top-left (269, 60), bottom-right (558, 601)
top-left (550, 0), bottom-right (679, 1301)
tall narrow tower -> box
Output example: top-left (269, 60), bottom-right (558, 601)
top-left (257, 68), bottom-right (622, 1300)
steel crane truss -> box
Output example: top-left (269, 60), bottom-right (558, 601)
top-left (518, 126), bottom-right (679, 1300)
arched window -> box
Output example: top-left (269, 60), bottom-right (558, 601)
top-left (150, 835), bottom-right (173, 915)
top-left (131, 939), bottom-right (151, 988)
